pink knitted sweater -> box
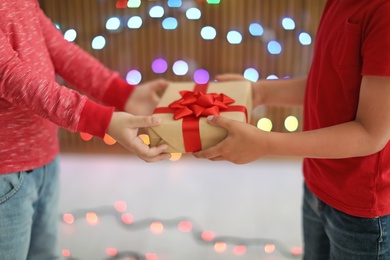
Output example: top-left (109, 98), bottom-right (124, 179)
top-left (0, 0), bottom-right (134, 174)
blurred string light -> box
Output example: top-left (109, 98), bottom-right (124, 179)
top-left (200, 26), bottom-right (217, 40)
top-left (168, 0), bottom-right (182, 8)
top-left (149, 6), bottom-right (164, 18)
top-left (226, 30), bottom-right (242, 44)
top-left (139, 134), bottom-right (182, 161)
top-left (162, 17), bottom-right (178, 30)
top-left (103, 134), bottom-right (116, 145)
top-left (106, 17), bottom-right (121, 31)
top-left (243, 68), bottom-right (259, 82)
top-left (267, 40), bottom-right (282, 54)
top-left (91, 35), bottom-right (106, 50)
top-left (126, 70), bottom-right (142, 84)
top-left (186, 7), bottom-right (202, 20)
top-left (257, 118), bottom-right (273, 132)
top-left (64, 29), bottom-right (77, 42)
top-left (152, 58), bottom-right (168, 74)
top-left (128, 0), bottom-right (141, 8)
top-left (207, 0), bottom-right (221, 4)
top-left (299, 32), bottom-right (312, 45)
top-left (172, 60), bottom-right (189, 75)
top-left (60, 204), bottom-right (302, 259)
top-left (194, 69), bottom-right (210, 84)
top-left (249, 23), bottom-right (264, 36)
top-left (284, 115), bottom-right (299, 132)
top-left (267, 74), bottom-right (279, 80)
top-left (127, 16), bottom-right (143, 29)
top-left (282, 17), bottom-right (296, 30)
top-left (116, 0), bottom-right (127, 9)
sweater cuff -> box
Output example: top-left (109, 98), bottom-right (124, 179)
top-left (102, 77), bottom-right (136, 111)
top-left (77, 100), bottom-right (115, 138)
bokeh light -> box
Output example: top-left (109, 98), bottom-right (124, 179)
top-left (282, 17), bottom-right (296, 30)
top-left (186, 8), bottom-right (201, 20)
top-left (172, 60), bottom-right (189, 76)
top-left (162, 17), bottom-right (178, 30)
top-left (127, 16), bottom-right (143, 29)
top-left (267, 74), bottom-right (279, 80)
top-left (233, 245), bottom-right (246, 255)
top-left (128, 0), bottom-right (141, 8)
top-left (62, 250), bottom-right (71, 257)
top-left (139, 134), bottom-right (151, 145)
top-left (201, 26), bottom-right (217, 40)
top-left (257, 118), bottom-right (273, 132)
top-left (91, 36), bottom-right (106, 50)
top-left (106, 248), bottom-right (117, 257)
top-left (194, 69), bottom-right (210, 84)
top-left (149, 6), bottom-right (164, 18)
top-left (150, 222), bottom-right (164, 235)
top-left (291, 247), bottom-right (303, 255)
top-left (201, 231), bottom-right (215, 241)
top-left (64, 29), bottom-right (77, 42)
top-left (103, 134), bottom-right (117, 145)
top-left (284, 115), bottom-right (299, 132)
top-left (267, 40), bottom-right (282, 54)
top-left (121, 213), bottom-right (134, 224)
top-left (214, 242), bottom-right (227, 253)
top-left (299, 32), bottom-right (312, 45)
top-left (170, 153), bottom-right (182, 161)
top-left (126, 70), bottom-right (142, 85)
top-left (249, 23), bottom-right (264, 36)
top-left (86, 212), bottom-right (98, 225)
top-left (106, 17), bottom-right (121, 30)
top-left (244, 68), bottom-right (259, 82)
top-left (178, 221), bottom-right (193, 232)
top-left (80, 132), bottom-right (93, 141)
top-left (168, 0), bottom-right (182, 8)
top-left (207, 0), bottom-right (221, 4)
top-left (63, 214), bottom-right (75, 224)
top-left (145, 253), bottom-right (157, 260)
top-left (152, 58), bottom-right (168, 74)
top-left (227, 30), bottom-right (242, 44)
top-left (114, 201), bottom-right (127, 212)
top-left (264, 243), bottom-right (276, 254)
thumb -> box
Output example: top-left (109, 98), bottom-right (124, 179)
top-left (128, 116), bottom-right (161, 128)
top-left (206, 115), bottom-right (231, 129)
top-left (150, 79), bottom-right (170, 91)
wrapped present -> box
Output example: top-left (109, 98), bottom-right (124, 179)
top-left (148, 81), bottom-right (252, 153)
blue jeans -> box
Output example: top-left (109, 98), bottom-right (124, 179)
top-left (0, 157), bottom-right (60, 260)
top-left (303, 183), bottom-right (390, 260)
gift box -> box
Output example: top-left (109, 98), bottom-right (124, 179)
top-left (148, 81), bottom-right (252, 153)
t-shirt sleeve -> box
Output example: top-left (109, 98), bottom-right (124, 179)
top-left (362, 2), bottom-right (390, 76)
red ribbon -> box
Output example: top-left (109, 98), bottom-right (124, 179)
top-left (154, 83), bottom-right (248, 152)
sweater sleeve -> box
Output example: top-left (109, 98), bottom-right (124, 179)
top-left (0, 29), bottom-right (113, 138)
top-left (36, 7), bottom-right (135, 111)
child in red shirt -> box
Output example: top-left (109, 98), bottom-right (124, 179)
top-left (195, 0), bottom-right (390, 258)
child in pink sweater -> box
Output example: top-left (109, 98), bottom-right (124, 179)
top-left (0, 0), bottom-right (169, 258)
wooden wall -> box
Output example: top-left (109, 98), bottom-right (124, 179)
top-left (38, 0), bottom-right (326, 154)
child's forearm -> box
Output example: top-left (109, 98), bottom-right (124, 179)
top-left (254, 77), bottom-right (307, 107)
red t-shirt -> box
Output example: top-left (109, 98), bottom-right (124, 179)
top-left (304, 0), bottom-right (390, 217)
top-left (0, 0), bottom-right (134, 174)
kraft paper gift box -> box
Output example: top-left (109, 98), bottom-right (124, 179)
top-left (148, 81), bottom-right (252, 153)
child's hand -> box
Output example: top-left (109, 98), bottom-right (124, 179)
top-left (107, 112), bottom-right (171, 162)
top-left (193, 115), bottom-right (268, 164)
top-left (124, 79), bottom-right (169, 116)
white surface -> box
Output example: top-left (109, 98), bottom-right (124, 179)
top-left (58, 154), bottom-right (304, 260)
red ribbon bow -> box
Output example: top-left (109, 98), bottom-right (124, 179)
top-left (168, 91), bottom-right (235, 120)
